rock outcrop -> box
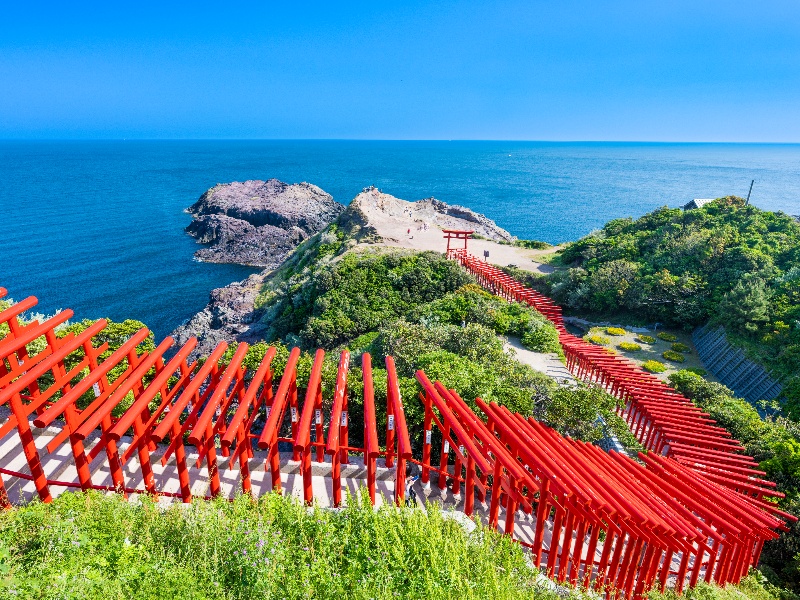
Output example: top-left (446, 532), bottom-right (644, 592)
top-left (347, 187), bottom-right (515, 243)
top-left (172, 272), bottom-right (271, 355)
top-left (174, 185), bottom-right (518, 356)
top-left (186, 179), bottom-right (343, 267)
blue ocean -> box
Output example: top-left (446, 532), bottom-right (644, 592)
top-left (2, 140), bottom-right (799, 340)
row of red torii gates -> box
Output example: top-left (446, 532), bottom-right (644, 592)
top-left (0, 257), bottom-right (794, 599)
top-left (448, 247), bottom-right (794, 588)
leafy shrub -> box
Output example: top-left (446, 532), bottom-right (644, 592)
top-left (550, 201), bottom-right (800, 392)
top-left (520, 321), bottom-right (561, 355)
top-left (618, 341), bottom-right (641, 352)
top-left (671, 342), bottom-right (691, 352)
top-left (684, 367), bottom-right (707, 376)
top-left (662, 350), bottom-right (685, 363)
top-left (657, 332), bottom-right (678, 342)
top-left (413, 286), bottom-right (562, 356)
top-left (637, 335), bottom-right (656, 344)
top-left (261, 250), bottom-right (473, 348)
top-left (585, 334), bottom-right (610, 346)
top-left (258, 251), bottom-right (564, 357)
top-left (599, 408), bottom-right (646, 456)
top-left (0, 491), bottom-right (548, 600)
top-left (513, 239), bottom-right (551, 250)
top-left (647, 572), bottom-right (785, 600)
top-left (605, 327), bottom-right (626, 336)
top-left (375, 320), bottom-right (609, 442)
top-left (642, 360), bottom-right (667, 373)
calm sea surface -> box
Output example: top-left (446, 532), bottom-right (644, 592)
top-left (2, 140), bottom-right (799, 339)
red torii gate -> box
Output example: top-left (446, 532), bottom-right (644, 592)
top-left (0, 283), bottom-right (795, 598)
top-left (442, 229), bottom-right (473, 258)
top-left (0, 290), bottom-right (414, 508)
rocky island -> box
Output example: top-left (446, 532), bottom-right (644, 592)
top-left (185, 178), bottom-right (344, 268)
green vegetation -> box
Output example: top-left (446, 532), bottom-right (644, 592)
top-left (513, 239), bottom-right (552, 250)
top-left (246, 245), bottom-right (606, 445)
top-left (670, 342), bottom-right (691, 353)
top-left (0, 305), bottom-right (155, 417)
top-left (642, 360), bottom-right (667, 373)
top-left (618, 341), bottom-right (642, 352)
top-left (584, 334), bottom-right (610, 346)
top-left (684, 367), bottom-right (707, 376)
top-left (605, 327), bottom-right (626, 336)
top-left (637, 335), bottom-right (656, 344)
top-left (0, 491), bottom-right (552, 600)
top-left (545, 197), bottom-right (800, 411)
top-left (257, 248), bottom-right (559, 356)
top-left (599, 407), bottom-right (646, 456)
top-left (656, 332), bottom-right (678, 342)
top-left (647, 572), bottom-right (786, 600)
top-left (669, 371), bottom-right (800, 590)
top-left (661, 350), bottom-right (685, 363)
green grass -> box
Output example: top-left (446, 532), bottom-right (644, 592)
top-left (647, 572), bottom-right (785, 600)
top-left (0, 491), bottom-right (556, 600)
top-left (684, 367), bottom-right (707, 376)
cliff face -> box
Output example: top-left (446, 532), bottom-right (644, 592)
top-left (185, 179), bottom-right (343, 268)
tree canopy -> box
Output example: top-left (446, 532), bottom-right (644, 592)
top-left (546, 197), bottom-right (800, 409)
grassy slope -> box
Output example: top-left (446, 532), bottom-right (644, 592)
top-left (0, 491), bottom-right (548, 600)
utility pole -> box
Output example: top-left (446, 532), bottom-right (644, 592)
top-left (745, 179), bottom-right (755, 205)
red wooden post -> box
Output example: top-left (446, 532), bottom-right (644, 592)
top-left (464, 454), bottom-right (475, 515)
top-left (296, 349), bottom-right (325, 505)
top-left (386, 388), bottom-right (395, 469)
top-left (326, 351), bottom-right (350, 508)
top-left (386, 356), bottom-right (411, 507)
top-left (361, 354), bottom-right (380, 505)
top-left (438, 425), bottom-right (450, 490)
top-left (340, 382), bottom-right (349, 465)
top-left (421, 391), bottom-right (433, 486)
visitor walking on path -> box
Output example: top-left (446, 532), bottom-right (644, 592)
top-left (405, 464), bottom-right (420, 507)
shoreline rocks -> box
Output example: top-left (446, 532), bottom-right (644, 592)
top-left (185, 179), bottom-right (343, 268)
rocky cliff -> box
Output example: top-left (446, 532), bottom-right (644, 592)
top-left (185, 179), bottom-right (343, 268)
top-left (173, 186), bottom-right (518, 356)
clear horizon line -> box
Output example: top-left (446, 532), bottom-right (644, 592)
top-left (2, 137), bottom-right (800, 145)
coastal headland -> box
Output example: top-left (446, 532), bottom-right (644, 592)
top-left (174, 183), bottom-right (558, 356)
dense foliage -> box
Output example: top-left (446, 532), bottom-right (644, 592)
top-left (0, 491), bottom-right (549, 600)
top-left (372, 319), bottom-right (611, 443)
top-left (258, 249), bottom-right (561, 355)
top-left (647, 572), bottom-right (785, 600)
top-left (669, 371), bottom-right (800, 590)
top-left (220, 247), bottom-right (608, 447)
top-left (545, 197), bottom-right (800, 408)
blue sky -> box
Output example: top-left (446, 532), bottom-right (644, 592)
top-left (1, 1), bottom-right (799, 141)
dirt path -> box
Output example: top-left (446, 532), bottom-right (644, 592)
top-left (503, 337), bottom-right (575, 385)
